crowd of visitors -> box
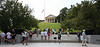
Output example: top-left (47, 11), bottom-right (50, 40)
top-left (0, 29), bottom-right (16, 45)
top-left (0, 28), bottom-right (87, 46)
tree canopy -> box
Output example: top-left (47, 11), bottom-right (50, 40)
top-left (60, 0), bottom-right (100, 34)
top-left (0, 0), bottom-right (38, 31)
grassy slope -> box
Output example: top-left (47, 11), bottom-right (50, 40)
top-left (38, 23), bottom-right (61, 32)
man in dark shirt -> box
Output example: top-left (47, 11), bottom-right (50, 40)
top-left (77, 32), bottom-right (81, 42)
top-left (11, 29), bottom-right (16, 45)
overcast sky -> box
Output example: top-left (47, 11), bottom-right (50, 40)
top-left (18, 0), bottom-right (84, 20)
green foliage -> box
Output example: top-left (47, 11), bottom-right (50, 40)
top-left (55, 7), bottom-right (68, 24)
top-left (0, 0), bottom-right (38, 31)
top-left (61, 1), bottom-right (100, 34)
top-left (38, 20), bottom-right (44, 23)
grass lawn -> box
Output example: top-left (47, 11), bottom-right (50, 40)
top-left (32, 23), bottom-right (81, 33)
top-left (38, 23), bottom-right (61, 32)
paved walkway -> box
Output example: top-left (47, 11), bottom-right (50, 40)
top-left (0, 43), bottom-right (100, 47)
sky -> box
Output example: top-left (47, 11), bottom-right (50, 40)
top-left (18, 0), bottom-right (84, 20)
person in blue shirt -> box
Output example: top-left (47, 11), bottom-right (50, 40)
top-left (82, 29), bottom-right (87, 46)
top-left (23, 30), bottom-right (29, 45)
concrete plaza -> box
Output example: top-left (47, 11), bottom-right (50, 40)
top-left (0, 43), bottom-right (100, 47)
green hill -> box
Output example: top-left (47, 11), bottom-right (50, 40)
top-left (38, 23), bottom-right (61, 32)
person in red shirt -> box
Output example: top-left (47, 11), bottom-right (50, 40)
top-left (29, 31), bottom-right (33, 39)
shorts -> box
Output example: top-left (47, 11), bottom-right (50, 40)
top-left (41, 35), bottom-right (43, 37)
top-left (45, 35), bottom-right (47, 37)
top-left (53, 32), bottom-right (54, 34)
top-left (54, 37), bottom-right (57, 39)
top-left (48, 33), bottom-right (50, 36)
top-left (30, 35), bottom-right (32, 37)
top-left (82, 39), bottom-right (86, 42)
top-left (7, 38), bottom-right (11, 40)
top-left (1, 37), bottom-right (5, 41)
top-left (12, 36), bottom-right (15, 39)
top-left (24, 37), bottom-right (28, 40)
top-left (58, 37), bottom-right (61, 40)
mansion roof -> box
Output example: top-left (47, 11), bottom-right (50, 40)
top-left (45, 14), bottom-right (56, 18)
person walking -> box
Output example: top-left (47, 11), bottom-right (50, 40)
top-left (77, 32), bottom-right (81, 42)
top-left (11, 29), bottom-right (16, 45)
top-left (82, 29), bottom-right (87, 46)
top-left (0, 32), bottom-right (5, 44)
top-left (47, 28), bottom-right (50, 41)
top-left (23, 30), bottom-right (29, 45)
top-left (58, 31), bottom-right (61, 43)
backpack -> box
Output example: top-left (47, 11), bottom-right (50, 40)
top-left (58, 33), bottom-right (61, 37)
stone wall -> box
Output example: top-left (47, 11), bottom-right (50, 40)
top-left (87, 35), bottom-right (100, 44)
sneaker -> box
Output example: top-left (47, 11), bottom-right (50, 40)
top-left (22, 43), bottom-right (24, 45)
top-left (59, 42), bottom-right (60, 43)
top-left (82, 45), bottom-right (84, 46)
top-left (26, 44), bottom-right (28, 45)
top-left (85, 45), bottom-right (87, 46)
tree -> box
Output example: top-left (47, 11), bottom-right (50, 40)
top-left (61, 1), bottom-right (100, 34)
top-left (0, 0), bottom-right (38, 31)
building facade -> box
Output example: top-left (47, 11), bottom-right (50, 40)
top-left (45, 14), bottom-right (56, 23)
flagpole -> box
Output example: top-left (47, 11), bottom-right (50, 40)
top-left (44, 0), bottom-right (45, 22)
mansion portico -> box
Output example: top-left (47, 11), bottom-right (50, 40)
top-left (45, 14), bottom-right (56, 23)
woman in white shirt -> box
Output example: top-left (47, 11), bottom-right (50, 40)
top-left (41, 29), bottom-right (44, 40)
top-left (6, 32), bottom-right (11, 43)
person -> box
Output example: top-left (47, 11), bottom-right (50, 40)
top-left (77, 32), bottom-right (81, 42)
top-left (41, 29), bottom-right (44, 40)
top-left (67, 29), bottom-right (70, 36)
top-left (82, 29), bottom-right (87, 46)
top-left (21, 31), bottom-right (25, 43)
top-left (6, 32), bottom-right (11, 43)
top-left (36, 29), bottom-right (40, 37)
top-left (23, 30), bottom-right (29, 45)
top-left (54, 29), bottom-right (56, 33)
top-left (59, 28), bottom-right (62, 32)
top-left (44, 30), bottom-right (47, 40)
top-left (50, 28), bottom-right (52, 32)
top-left (11, 29), bottom-right (16, 45)
top-left (58, 31), bottom-right (61, 43)
top-left (53, 32), bottom-right (57, 43)
top-left (47, 28), bottom-right (50, 41)
top-left (50, 28), bottom-right (53, 34)
top-left (0, 32), bottom-right (5, 44)
top-left (29, 31), bottom-right (33, 39)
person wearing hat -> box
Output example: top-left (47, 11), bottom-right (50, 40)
top-left (82, 29), bottom-right (87, 46)
top-left (23, 30), bottom-right (28, 45)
